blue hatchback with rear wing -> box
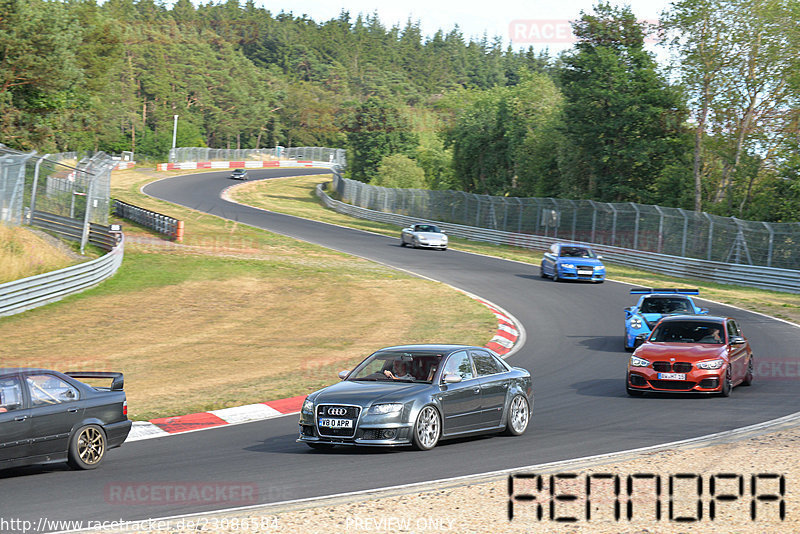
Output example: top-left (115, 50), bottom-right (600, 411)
top-left (623, 288), bottom-right (708, 351)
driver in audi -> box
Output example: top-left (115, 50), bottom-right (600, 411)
top-left (383, 360), bottom-right (415, 380)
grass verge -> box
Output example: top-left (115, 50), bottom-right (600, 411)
top-left (0, 168), bottom-right (496, 420)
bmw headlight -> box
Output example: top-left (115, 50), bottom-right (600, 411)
top-left (302, 398), bottom-right (314, 414)
top-left (561, 263), bottom-right (576, 269)
top-left (630, 356), bottom-right (650, 367)
top-left (630, 317), bottom-right (643, 329)
top-left (369, 403), bottom-right (403, 415)
top-left (697, 359), bottom-right (725, 370)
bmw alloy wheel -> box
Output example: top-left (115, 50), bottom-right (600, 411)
top-left (413, 406), bottom-right (441, 450)
top-left (720, 368), bottom-right (732, 397)
top-left (742, 356), bottom-right (754, 386)
top-left (68, 425), bottom-right (106, 469)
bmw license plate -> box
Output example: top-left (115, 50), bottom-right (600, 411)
top-left (658, 373), bottom-right (686, 380)
top-left (577, 269), bottom-right (593, 276)
top-left (318, 418), bottom-right (352, 428)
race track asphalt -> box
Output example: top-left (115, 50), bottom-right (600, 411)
top-left (2, 168), bottom-right (798, 530)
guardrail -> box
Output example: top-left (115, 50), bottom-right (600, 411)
top-left (0, 227), bottom-right (124, 317)
top-left (113, 199), bottom-right (183, 241)
top-left (316, 184), bottom-right (800, 294)
top-left (30, 211), bottom-right (119, 251)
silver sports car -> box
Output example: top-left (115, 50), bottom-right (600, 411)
top-left (297, 344), bottom-right (533, 451)
top-left (400, 224), bottom-right (448, 250)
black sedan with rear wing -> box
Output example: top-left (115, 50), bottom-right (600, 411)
top-left (0, 368), bottom-right (131, 471)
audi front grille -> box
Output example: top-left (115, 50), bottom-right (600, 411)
top-left (316, 404), bottom-right (361, 438)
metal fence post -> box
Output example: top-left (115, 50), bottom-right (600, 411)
top-left (80, 166), bottom-right (96, 254)
top-left (704, 213), bottom-right (714, 261)
top-left (677, 208), bottom-right (688, 257)
top-left (609, 203), bottom-right (618, 246)
top-left (630, 202), bottom-right (640, 250)
top-left (763, 222), bottom-right (774, 267)
top-left (654, 205), bottom-right (664, 253)
top-left (28, 154), bottom-right (49, 223)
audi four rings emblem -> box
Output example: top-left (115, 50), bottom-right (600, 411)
top-left (327, 407), bottom-right (347, 416)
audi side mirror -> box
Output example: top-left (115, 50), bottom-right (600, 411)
top-left (443, 374), bottom-right (462, 384)
top-left (338, 370), bottom-right (349, 380)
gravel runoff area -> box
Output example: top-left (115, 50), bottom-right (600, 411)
top-left (95, 413), bottom-right (799, 534)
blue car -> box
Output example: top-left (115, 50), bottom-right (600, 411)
top-left (540, 243), bottom-right (606, 283)
top-left (623, 288), bottom-right (709, 351)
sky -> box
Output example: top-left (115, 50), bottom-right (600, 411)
top-left (249, 0), bottom-right (676, 58)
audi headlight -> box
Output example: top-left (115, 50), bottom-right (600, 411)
top-left (302, 399), bottom-right (314, 414)
top-left (594, 266), bottom-right (605, 271)
top-left (561, 263), bottom-right (576, 269)
top-left (697, 359), bottom-right (725, 370)
top-left (630, 317), bottom-right (643, 329)
top-left (369, 403), bottom-right (403, 415)
top-left (630, 356), bottom-right (650, 367)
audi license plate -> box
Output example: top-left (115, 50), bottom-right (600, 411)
top-left (658, 373), bottom-right (686, 380)
top-left (318, 418), bottom-right (352, 428)
top-left (577, 269), bottom-right (593, 276)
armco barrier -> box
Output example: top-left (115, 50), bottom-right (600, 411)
top-left (113, 199), bottom-right (183, 241)
top-left (0, 231), bottom-right (124, 317)
top-left (316, 184), bottom-right (800, 294)
top-left (156, 160), bottom-right (335, 171)
top-left (30, 211), bottom-right (119, 251)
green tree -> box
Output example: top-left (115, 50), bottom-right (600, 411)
top-left (345, 97), bottom-right (417, 182)
top-left (559, 3), bottom-right (690, 203)
top-left (0, 0), bottom-right (84, 150)
top-left (663, 0), bottom-right (800, 217)
top-left (444, 71), bottom-right (563, 196)
top-left (370, 154), bottom-right (426, 188)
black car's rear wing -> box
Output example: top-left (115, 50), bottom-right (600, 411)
top-left (630, 287), bottom-right (699, 295)
top-left (66, 372), bottom-right (124, 391)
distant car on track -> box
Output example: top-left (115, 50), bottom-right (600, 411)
top-left (0, 368), bottom-right (132, 470)
top-left (297, 344), bottom-right (532, 450)
top-left (624, 288), bottom-right (708, 351)
top-left (400, 223), bottom-right (448, 250)
top-left (229, 168), bottom-right (248, 180)
top-left (540, 243), bottom-right (605, 282)
top-left (626, 316), bottom-right (754, 397)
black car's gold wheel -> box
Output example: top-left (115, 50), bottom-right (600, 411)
top-left (68, 425), bottom-right (106, 470)
top-left (412, 406), bottom-right (441, 451)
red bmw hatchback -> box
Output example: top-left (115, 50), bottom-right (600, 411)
top-left (626, 315), bottom-right (754, 396)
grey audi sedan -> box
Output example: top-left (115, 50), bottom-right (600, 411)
top-left (297, 344), bottom-right (532, 451)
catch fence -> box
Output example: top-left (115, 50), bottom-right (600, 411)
top-left (169, 146), bottom-right (346, 167)
top-left (332, 175), bottom-right (800, 271)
